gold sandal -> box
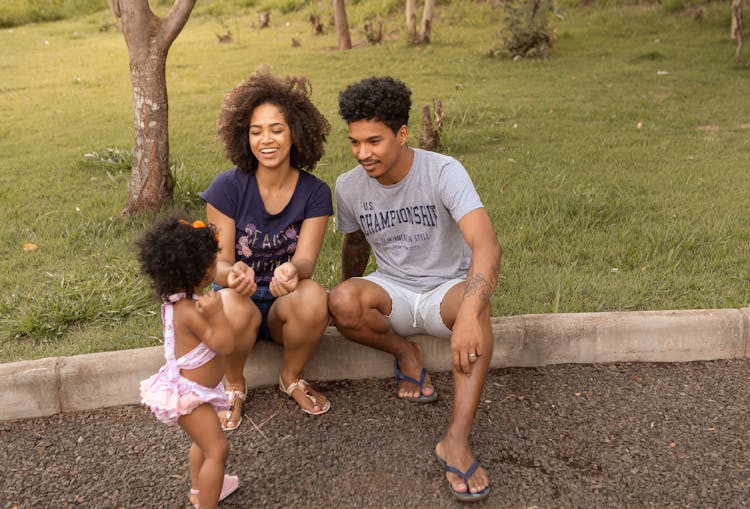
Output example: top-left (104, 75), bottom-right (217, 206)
top-left (221, 387), bottom-right (246, 431)
top-left (278, 376), bottom-right (330, 415)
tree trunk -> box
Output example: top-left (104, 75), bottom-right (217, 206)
top-left (419, 100), bottom-right (443, 151)
top-left (258, 11), bottom-right (270, 29)
top-left (333, 0), bottom-right (352, 50)
top-left (112, 0), bottom-right (195, 215)
top-left (310, 14), bottom-right (323, 34)
top-left (406, 0), bottom-right (417, 41)
top-left (418, 0), bottom-right (435, 44)
top-left (731, 0), bottom-right (744, 65)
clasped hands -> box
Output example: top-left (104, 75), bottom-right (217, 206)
top-left (227, 261), bottom-right (298, 298)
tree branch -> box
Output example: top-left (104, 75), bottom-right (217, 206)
top-left (162, 0), bottom-right (196, 46)
top-left (108, 0), bottom-right (121, 19)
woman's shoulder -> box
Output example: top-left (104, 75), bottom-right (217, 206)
top-left (204, 168), bottom-right (255, 197)
top-left (213, 167), bottom-right (253, 185)
top-left (297, 170), bottom-right (331, 191)
top-left (297, 169), bottom-right (326, 184)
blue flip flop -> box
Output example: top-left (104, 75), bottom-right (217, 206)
top-left (436, 453), bottom-right (490, 502)
top-left (394, 359), bottom-right (439, 403)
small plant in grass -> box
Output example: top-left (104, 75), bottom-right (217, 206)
top-left (81, 147), bottom-right (133, 175)
top-left (491, 0), bottom-right (554, 59)
top-left (172, 162), bottom-right (211, 211)
top-left (79, 149), bottom-right (207, 210)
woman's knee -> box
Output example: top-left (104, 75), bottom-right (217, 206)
top-left (219, 289), bottom-right (261, 345)
top-left (284, 279), bottom-right (329, 325)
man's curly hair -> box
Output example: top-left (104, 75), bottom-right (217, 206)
top-left (136, 213), bottom-right (219, 300)
top-left (217, 68), bottom-right (330, 174)
top-left (338, 76), bottom-right (412, 134)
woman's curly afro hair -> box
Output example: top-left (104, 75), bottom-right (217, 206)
top-left (217, 67), bottom-right (330, 175)
top-left (338, 76), bottom-right (412, 135)
top-left (136, 213), bottom-right (219, 300)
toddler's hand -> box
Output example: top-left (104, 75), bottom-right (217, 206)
top-left (270, 262), bottom-right (298, 297)
top-left (227, 261), bottom-right (257, 297)
top-left (196, 290), bottom-right (223, 318)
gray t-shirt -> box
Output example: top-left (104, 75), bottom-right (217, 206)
top-left (335, 147), bottom-right (484, 293)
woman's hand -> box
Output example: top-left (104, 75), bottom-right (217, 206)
top-left (269, 261), bottom-right (298, 297)
top-left (227, 261), bottom-right (257, 297)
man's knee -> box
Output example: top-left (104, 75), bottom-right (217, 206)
top-left (328, 283), bottom-right (362, 327)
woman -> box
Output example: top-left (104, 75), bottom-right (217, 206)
top-left (200, 68), bottom-right (332, 431)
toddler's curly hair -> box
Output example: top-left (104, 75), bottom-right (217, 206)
top-left (217, 67), bottom-right (330, 174)
top-left (136, 213), bottom-right (219, 300)
top-left (338, 76), bottom-right (412, 135)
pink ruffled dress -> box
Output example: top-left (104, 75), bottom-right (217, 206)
top-left (140, 293), bottom-right (230, 425)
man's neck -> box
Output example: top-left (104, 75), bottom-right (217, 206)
top-left (378, 146), bottom-right (414, 185)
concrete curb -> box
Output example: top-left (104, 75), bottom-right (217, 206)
top-left (2, 308), bottom-right (748, 421)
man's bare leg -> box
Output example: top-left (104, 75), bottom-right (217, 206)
top-left (435, 284), bottom-right (492, 495)
top-left (329, 278), bottom-right (435, 399)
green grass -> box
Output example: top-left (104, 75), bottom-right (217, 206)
top-left (0, 0), bottom-right (107, 27)
top-left (1, 1), bottom-right (749, 362)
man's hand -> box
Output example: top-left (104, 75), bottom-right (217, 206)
top-left (450, 312), bottom-right (486, 375)
top-left (227, 261), bottom-right (257, 297)
top-left (450, 208), bottom-right (501, 375)
top-left (269, 262), bottom-right (299, 297)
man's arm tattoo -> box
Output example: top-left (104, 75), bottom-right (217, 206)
top-left (342, 230), bottom-right (370, 280)
top-left (464, 258), bottom-right (501, 302)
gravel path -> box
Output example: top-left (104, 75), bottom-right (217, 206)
top-left (2, 359), bottom-right (750, 508)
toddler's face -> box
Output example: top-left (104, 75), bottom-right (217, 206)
top-left (201, 255), bottom-right (218, 289)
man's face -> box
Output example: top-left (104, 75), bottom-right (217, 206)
top-left (347, 119), bottom-right (408, 185)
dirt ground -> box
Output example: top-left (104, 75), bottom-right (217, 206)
top-left (2, 358), bottom-right (750, 508)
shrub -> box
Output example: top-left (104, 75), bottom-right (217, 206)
top-left (492, 0), bottom-right (555, 59)
top-left (662, 0), bottom-right (684, 14)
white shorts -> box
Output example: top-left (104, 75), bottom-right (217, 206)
top-left (357, 274), bottom-right (464, 339)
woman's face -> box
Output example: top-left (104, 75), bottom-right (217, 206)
top-left (248, 102), bottom-right (293, 171)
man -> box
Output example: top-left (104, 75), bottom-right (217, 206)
top-left (328, 76), bottom-right (501, 502)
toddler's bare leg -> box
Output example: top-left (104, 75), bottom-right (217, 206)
top-left (179, 404), bottom-right (229, 509)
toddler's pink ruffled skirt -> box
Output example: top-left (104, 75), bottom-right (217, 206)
top-left (140, 370), bottom-right (230, 426)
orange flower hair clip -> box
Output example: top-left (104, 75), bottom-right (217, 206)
top-left (179, 219), bottom-right (220, 244)
top-left (179, 219), bottom-right (206, 229)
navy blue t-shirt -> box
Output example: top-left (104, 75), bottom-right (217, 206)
top-left (200, 168), bottom-right (333, 284)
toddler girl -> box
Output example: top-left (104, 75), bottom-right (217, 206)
top-left (136, 214), bottom-right (239, 509)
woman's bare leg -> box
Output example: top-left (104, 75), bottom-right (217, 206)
top-left (269, 279), bottom-right (330, 413)
top-left (217, 289), bottom-right (260, 429)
